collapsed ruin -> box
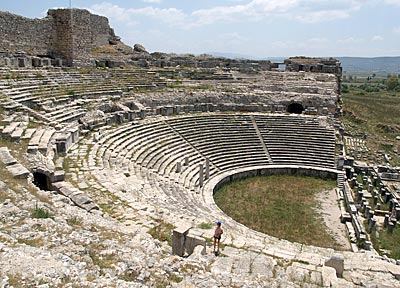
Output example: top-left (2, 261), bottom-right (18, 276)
top-left (0, 8), bottom-right (400, 287)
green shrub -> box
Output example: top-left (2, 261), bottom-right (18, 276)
top-left (31, 203), bottom-right (53, 219)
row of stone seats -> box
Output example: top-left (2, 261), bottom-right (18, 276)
top-left (254, 115), bottom-right (336, 169)
top-left (166, 114), bottom-right (271, 171)
top-left (90, 113), bottom-right (337, 190)
top-left (27, 128), bottom-right (55, 154)
top-left (96, 120), bottom-right (210, 189)
top-left (0, 146), bottom-right (30, 178)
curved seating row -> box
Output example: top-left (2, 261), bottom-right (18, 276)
top-left (88, 113), bottom-right (336, 191)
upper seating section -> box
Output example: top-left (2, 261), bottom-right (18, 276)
top-left (167, 114), bottom-right (271, 171)
top-left (254, 115), bottom-right (336, 169)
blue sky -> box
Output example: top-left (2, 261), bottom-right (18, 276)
top-left (2, 0), bottom-right (400, 58)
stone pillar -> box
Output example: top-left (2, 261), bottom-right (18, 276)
top-left (198, 164), bottom-right (204, 188)
top-left (385, 192), bottom-right (391, 203)
top-left (368, 211), bottom-right (374, 223)
top-left (205, 158), bottom-right (210, 180)
top-left (368, 184), bottom-right (373, 193)
top-left (176, 162), bottom-right (182, 173)
top-left (357, 190), bottom-right (363, 202)
top-left (372, 176), bottom-right (378, 186)
top-left (184, 156), bottom-right (189, 166)
top-left (140, 109), bottom-right (146, 119)
top-left (359, 234), bottom-right (366, 246)
top-left (364, 206), bottom-right (371, 218)
top-left (388, 222), bottom-right (395, 234)
top-left (172, 226), bottom-right (191, 256)
top-left (384, 214), bottom-right (389, 228)
top-left (350, 177), bottom-right (356, 188)
top-left (396, 207), bottom-right (400, 221)
top-left (338, 157), bottom-right (344, 170)
top-left (361, 200), bottom-right (368, 213)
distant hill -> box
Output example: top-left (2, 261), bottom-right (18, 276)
top-left (332, 57), bottom-right (400, 74)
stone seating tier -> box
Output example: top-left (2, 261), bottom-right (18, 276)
top-left (88, 114), bottom-right (337, 191)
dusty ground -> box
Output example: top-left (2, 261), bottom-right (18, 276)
top-left (315, 188), bottom-right (352, 251)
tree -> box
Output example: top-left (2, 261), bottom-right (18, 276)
top-left (386, 75), bottom-right (399, 91)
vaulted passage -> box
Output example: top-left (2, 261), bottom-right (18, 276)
top-left (33, 172), bottom-right (51, 191)
top-left (287, 103), bottom-right (304, 114)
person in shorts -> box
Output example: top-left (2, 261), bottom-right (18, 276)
top-left (213, 221), bottom-right (223, 254)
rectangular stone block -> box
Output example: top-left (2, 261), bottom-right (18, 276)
top-left (185, 234), bottom-right (206, 255)
top-left (172, 225), bottom-right (190, 256)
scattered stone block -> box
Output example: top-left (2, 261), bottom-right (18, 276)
top-left (172, 225), bottom-right (191, 256)
top-left (6, 163), bottom-right (30, 179)
top-left (185, 234), bottom-right (206, 256)
top-left (324, 255), bottom-right (344, 278)
top-left (0, 147), bottom-right (17, 166)
top-left (322, 266), bottom-right (337, 287)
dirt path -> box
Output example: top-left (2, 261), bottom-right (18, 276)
top-left (315, 188), bottom-right (352, 251)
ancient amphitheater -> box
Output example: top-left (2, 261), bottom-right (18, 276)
top-left (1, 8), bottom-right (400, 288)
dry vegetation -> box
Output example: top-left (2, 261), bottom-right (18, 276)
top-left (214, 175), bottom-right (339, 249)
top-left (342, 75), bottom-right (400, 166)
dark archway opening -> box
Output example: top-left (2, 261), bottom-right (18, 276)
top-left (287, 103), bottom-right (304, 114)
top-left (33, 172), bottom-right (51, 191)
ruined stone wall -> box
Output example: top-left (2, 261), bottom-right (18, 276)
top-left (48, 9), bottom-right (115, 66)
top-left (285, 57), bottom-right (342, 76)
top-left (0, 12), bottom-right (52, 55)
top-left (0, 9), bottom-right (117, 67)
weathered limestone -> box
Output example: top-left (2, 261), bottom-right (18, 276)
top-left (205, 157), bottom-right (210, 180)
top-left (172, 225), bottom-right (191, 256)
top-left (51, 181), bottom-right (99, 212)
top-left (185, 234), bottom-right (206, 256)
top-left (0, 147), bottom-right (17, 166)
top-left (0, 147), bottom-right (30, 178)
top-left (198, 164), bottom-right (204, 188)
top-left (6, 163), bottom-right (30, 179)
top-left (324, 255), bottom-right (344, 277)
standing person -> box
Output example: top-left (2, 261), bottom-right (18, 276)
top-left (213, 221), bottom-right (223, 255)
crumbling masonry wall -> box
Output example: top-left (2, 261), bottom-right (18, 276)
top-left (0, 9), bottom-right (117, 66)
top-left (0, 12), bottom-right (52, 56)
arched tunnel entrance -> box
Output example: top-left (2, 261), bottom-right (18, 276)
top-left (33, 172), bottom-right (51, 191)
top-left (287, 103), bottom-right (304, 114)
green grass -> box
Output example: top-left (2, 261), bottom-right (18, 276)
top-left (31, 204), bottom-right (53, 219)
top-left (148, 221), bottom-right (175, 246)
top-left (342, 88), bottom-right (400, 165)
top-left (214, 175), bottom-right (339, 249)
top-left (371, 226), bottom-right (400, 259)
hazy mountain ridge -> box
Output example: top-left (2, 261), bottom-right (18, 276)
top-left (337, 57), bottom-right (400, 74)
